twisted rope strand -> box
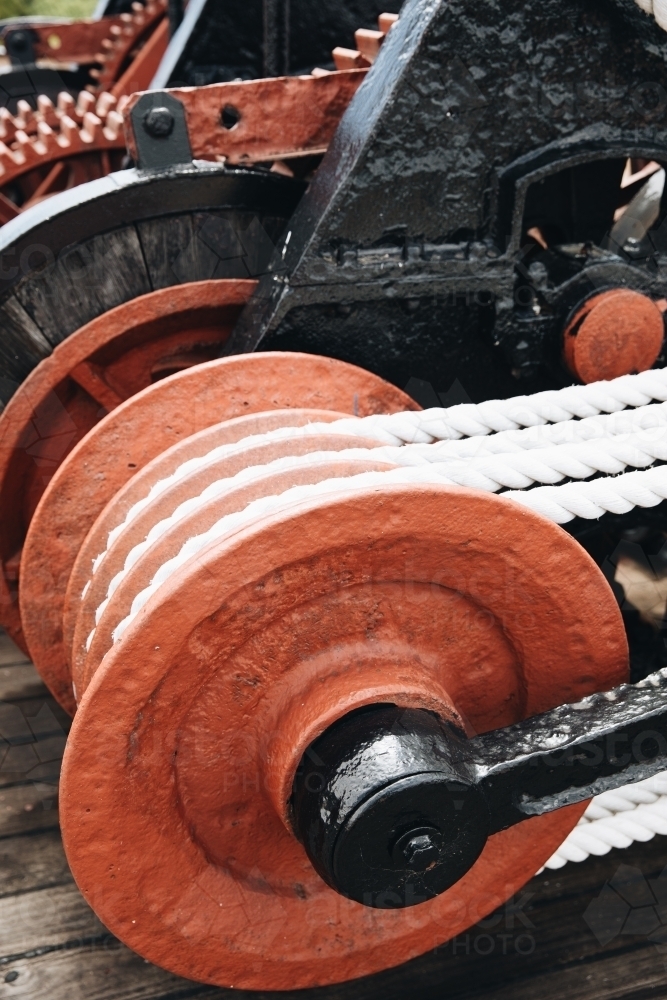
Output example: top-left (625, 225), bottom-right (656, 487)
top-left (338, 368), bottom-right (667, 445)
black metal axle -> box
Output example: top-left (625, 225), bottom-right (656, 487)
top-left (292, 670), bottom-right (667, 908)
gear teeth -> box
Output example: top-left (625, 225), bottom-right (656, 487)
top-left (332, 11), bottom-right (399, 72)
top-left (0, 109), bottom-right (20, 143)
top-left (96, 92), bottom-right (117, 117)
top-left (0, 142), bottom-right (16, 176)
top-left (76, 91), bottom-right (97, 117)
top-left (0, 83), bottom-right (127, 202)
top-left (57, 92), bottom-right (76, 115)
top-left (104, 110), bottom-right (124, 141)
top-left (36, 96), bottom-right (59, 130)
top-left (11, 133), bottom-right (29, 165)
top-left (81, 112), bottom-right (102, 144)
top-left (36, 95), bottom-right (53, 115)
top-left (15, 101), bottom-right (33, 128)
top-left (58, 115), bottom-right (78, 147)
top-left (90, 0), bottom-right (167, 94)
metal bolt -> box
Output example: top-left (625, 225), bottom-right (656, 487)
top-left (9, 31), bottom-right (30, 52)
top-left (401, 832), bottom-right (441, 871)
top-left (143, 107), bottom-right (175, 139)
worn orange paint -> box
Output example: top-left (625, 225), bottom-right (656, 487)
top-left (564, 288), bottom-right (665, 383)
top-left (0, 279), bottom-right (256, 657)
top-left (76, 450), bottom-right (397, 697)
top-left (124, 70), bottom-right (368, 165)
top-left (12, 0), bottom-right (166, 92)
top-left (71, 434), bottom-right (389, 698)
top-left (63, 408), bottom-right (350, 680)
top-left (61, 485), bottom-right (628, 990)
top-left (19, 354), bottom-right (417, 713)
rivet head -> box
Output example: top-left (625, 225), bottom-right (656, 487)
top-left (143, 107), bottom-right (175, 139)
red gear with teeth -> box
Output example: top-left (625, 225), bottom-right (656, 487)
top-left (89, 0), bottom-right (168, 95)
top-left (0, 90), bottom-right (127, 223)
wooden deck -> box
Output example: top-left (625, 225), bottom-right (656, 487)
top-left (2, 628), bottom-right (667, 1000)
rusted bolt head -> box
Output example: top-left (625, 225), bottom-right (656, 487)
top-left (143, 107), bottom-right (175, 139)
top-left (563, 288), bottom-right (665, 384)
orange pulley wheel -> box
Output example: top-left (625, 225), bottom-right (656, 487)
top-left (0, 278), bottom-right (257, 657)
top-left (563, 288), bottom-right (665, 384)
top-left (17, 350), bottom-right (416, 712)
top-left (60, 476), bottom-right (628, 991)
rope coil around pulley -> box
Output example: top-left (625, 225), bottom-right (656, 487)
top-left (91, 368), bottom-right (667, 871)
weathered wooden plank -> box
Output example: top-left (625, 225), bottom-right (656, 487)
top-left (0, 295), bottom-right (52, 407)
top-left (460, 945), bottom-right (667, 1000)
top-left (0, 664), bottom-right (44, 703)
top-left (0, 698), bottom-right (68, 790)
top-left (0, 632), bottom-right (30, 668)
top-left (0, 942), bottom-right (212, 1000)
top-left (0, 783), bottom-right (60, 838)
top-left (15, 227), bottom-right (151, 346)
top-left (136, 214), bottom-right (219, 289)
top-left (1, 836), bottom-right (666, 1000)
top-left (0, 882), bottom-right (105, 959)
top-left (0, 829), bottom-right (71, 898)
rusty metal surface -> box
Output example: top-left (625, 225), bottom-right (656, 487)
top-left (563, 288), bottom-right (665, 383)
top-left (125, 69), bottom-right (368, 165)
top-left (2, 0), bottom-right (166, 93)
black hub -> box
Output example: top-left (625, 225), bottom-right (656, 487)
top-left (291, 704), bottom-right (490, 908)
top-left (292, 671), bottom-right (667, 909)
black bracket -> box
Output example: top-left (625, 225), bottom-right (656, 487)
top-left (129, 91), bottom-right (193, 172)
top-left (3, 27), bottom-right (37, 67)
top-left (293, 668), bottom-right (667, 908)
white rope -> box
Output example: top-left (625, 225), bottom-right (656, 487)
top-left (89, 398), bottom-right (667, 587)
top-left (80, 365), bottom-right (667, 870)
top-left (506, 465), bottom-right (667, 523)
top-left (87, 367), bottom-right (667, 583)
top-left (635, 0), bottom-right (667, 30)
top-left (88, 431), bottom-right (667, 652)
top-left (107, 459), bottom-right (667, 641)
top-left (545, 772), bottom-right (667, 868)
top-left (331, 368), bottom-right (667, 445)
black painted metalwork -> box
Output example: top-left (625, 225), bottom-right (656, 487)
top-left (4, 27), bottom-right (36, 66)
top-left (130, 92), bottom-right (192, 170)
top-left (153, 0), bottom-right (403, 87)
top-left (566, 508), bottom-right (667, 684)
top-left (226, 0), bottom-right (667, 399)
top-left (263, 0), bottom-right (290, 78)
top-left (292, 705), bottom-right (489, 907)
top-left (293, 671), bottom-right (667, 908)
top-left (168, 0), bottom-right (184, 37)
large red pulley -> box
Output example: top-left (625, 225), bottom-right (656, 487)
top-left (57, 432), bottom-right (627, 988)
top-left (8, 335), bottom-right (628, 990)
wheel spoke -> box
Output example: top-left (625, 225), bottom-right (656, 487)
top-left (69, 361), bottom-right (125, 412)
